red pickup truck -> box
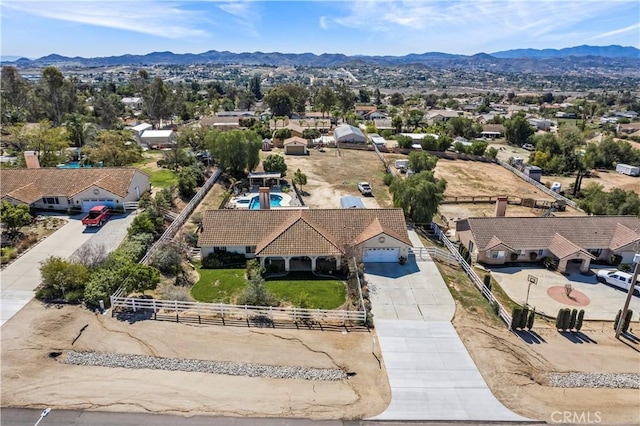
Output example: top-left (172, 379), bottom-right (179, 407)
top-left (82, 205), bottom-right (110, 227)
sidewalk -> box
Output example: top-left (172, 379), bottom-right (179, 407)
top-left (366, 229), bottom-right (532, 422)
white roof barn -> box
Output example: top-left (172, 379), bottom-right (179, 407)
top-left (334, 124), bottom-right (366, 144)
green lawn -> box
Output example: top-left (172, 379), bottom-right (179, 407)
top-left (191, 268), bottom-right (246, 303)
top-left (142, 168), bottom-right (178, 188)
top-left (265, 272), bottom-right (346, 309)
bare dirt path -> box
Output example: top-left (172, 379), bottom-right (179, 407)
top-left (1, 302), bottom-right (390, 419)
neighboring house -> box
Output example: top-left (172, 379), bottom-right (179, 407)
top-left (613, 111), bottom-right (639, 119)
top-left (399, 133), bottom-right (439, 143)
top-left (122, 97), bottom-right (143, 110)
top-left (481, 124), bottom-right (504, 139)
top-left (216, 111), bottom-right (255, 117)
top-left (283, 137), bottom-right (309, 155)
top-left (334, 124), bottom-right (367, 144)
top-left (528, 118), bottom-right (553, 131)
top-left (355, 105), bottom-right (377, 118)
top-left (373, 118), bottom-right (394, 131)
top-left (130, 123), bottom-right (153, 144)
top-left (426, 110), bottom-right (461, 123)
top-left (198, 208), bottom-right (412, 270)
top-left (368, 133), bottom-right (387, 147)
top-left (199, 116), bottom-right (241, 131)
top-left (617, 122), bottom-right (640, 135)
top-left (1, 168), bottom-right (150, 212)
top-left (139, 130), bottom-right (177, 149)
top-left (365, 111), bottom-right (388, 120)
top-left (456, 216), bottom-right (640, 273)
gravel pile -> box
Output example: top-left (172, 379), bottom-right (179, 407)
top-left (64, 351), bottom-right (347, 381)
top-left (547, 372), bottom-right (640, 389)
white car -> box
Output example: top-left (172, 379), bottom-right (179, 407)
top-left (596, 269), bottom-right (640, 296)
top-left (357, 182), bottom-right (372, 196)
top-left (522, 143), bottom-right (535, 151)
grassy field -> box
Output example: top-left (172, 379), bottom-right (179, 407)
top-left (132, 151), bottom-right (178, 189)
top-left (266, 272), bottom-right (347, 309)
top-left (190, 268), bottom-right (246, 303)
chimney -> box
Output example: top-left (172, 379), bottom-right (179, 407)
top-left (259, 187), bottom-right (270, 210)
top-left (24, 151), bottom-right (41, 169)
top-left (495, 196), bottom-right (508, 217)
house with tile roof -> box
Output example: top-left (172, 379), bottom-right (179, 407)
top-left (198, 209), bottom-right (411, 271)
top-left (1, 168), bottom-right (150, 212)
top-left (456, 216), bottom-right (640, 273)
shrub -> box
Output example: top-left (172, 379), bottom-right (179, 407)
top-left (383, 172), bottom-right (394, 186)
top-left (491, 300), bottom-right (500, 316)
top-left (36, 256), bottom-right (90, 302)
top-left (236, 275), bottom-right (279, 307)
top-left (618, 263), bottom-right (632, 273)
top-left (150, 242), bottom-right (182, 275)
top-left (527, 308), bottom-right (535, 330)
top-left (575, 309), bottom-right (585, 331)
top-left (555, 309), bottom-right (564, 329)
top-left (519, 307), bottom-right (529, 329)
top-left (510, 252), bottom-right (518, 261)
top-left (561, 308), bottom-right (571, 331)
top-left (483, 274), bottom-right (492, 291)
top-left (529, 252), bottom-right (538, 261)
top-left (201, 251), bottom-right (247, 269)
top-left (511, 307), bottom-right (522, 330)
top-left (569, 309), bottom-right (578, 330)
top-left (610, 254), bottom-right (622, 266)
top-left (623, 309), bottom-right (634, 333)
top-left (614, 309), bottom-right (622, 331)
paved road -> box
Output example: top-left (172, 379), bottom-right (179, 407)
top-left (0, 408), bottom-right (542, 426)
top-left (365, 230), bottom-right (533, 422)
top-left (0, 213), bottom-right (135, 326)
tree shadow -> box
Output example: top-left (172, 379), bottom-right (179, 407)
top-left (513, 329), bottom-right (546, 344)
top-left (558, 331), bottom-right (598, 344)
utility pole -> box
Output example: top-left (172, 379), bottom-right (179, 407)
top-left (615, 253), bottom-right (640, 339)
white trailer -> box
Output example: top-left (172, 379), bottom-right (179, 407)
top-left (616, 163), bottom-right (640, 177)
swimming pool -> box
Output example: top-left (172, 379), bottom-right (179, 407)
top-left (249, 194), bottom-right (283, 209)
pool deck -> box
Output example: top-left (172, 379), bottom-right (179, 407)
top-left (231, 191), bottom-right (294, 209)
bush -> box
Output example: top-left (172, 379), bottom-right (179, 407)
top-left (511, 307), bottom-right (522, 330)
top-left (569, 309), bottom-right (578, 330)
top-left (529, 252), bottom-right (538, 261)
top-left (527, 308), bottom-right (535, 330)
top-left (610, 254), bottom-right (623, 266)
top-left (483, 274), bottom-right (492, 291)
top-left (618, 263), bottom-right (632, 273)
top-left (383, 172), bottom-right (394, 186)
top-left (555, 309), bottom-right (564, 329)
top-left (519, 307), bottom-right (529, 329)
top-left (561, 308), bottom-right (571, 331)
top-left (201, 251), bottom-right (247, 269)
top-left (510, 252), bottom-right (518, 261)
top-left (150, 242), bottom-right (182, 275)
top-left (575, 309), bottom-right (585, 331)
top-left (236, 275), bottom-right (279, 307)
top-left (36, 256), bottom-right (90, 302)
top-left (623, 309), bottom-right (634, 333)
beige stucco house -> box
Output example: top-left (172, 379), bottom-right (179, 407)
top-left (198, 209), bottom-right (411, 271)
top-left (1, 168), bottom-right (150, 212)
top-left (456, 216), bottom-right (640, 273)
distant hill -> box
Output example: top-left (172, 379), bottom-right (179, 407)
top-left (2, 45), bottom-right (639, 73)
top-left (491, 45), bottom-right (639, 59)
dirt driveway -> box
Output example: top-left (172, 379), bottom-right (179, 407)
top-left (1, 301), bottom-right (390, 419)
top-left (264, 148), bottom-right (386, 209)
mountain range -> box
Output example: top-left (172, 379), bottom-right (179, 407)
top-left (3, 45), bottom-right (639, 71)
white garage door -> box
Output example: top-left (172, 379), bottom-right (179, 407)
top-left (81, 199), bottom-right (116, 212)
top-left (363, 247), bottom-right (400, 263)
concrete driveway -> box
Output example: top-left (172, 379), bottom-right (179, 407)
top-left (1, 213), bottom-right (135, 326)
top-left (489, 265), bottom-right (640, 320)
top-left (365, 230), bottom-right (531, 422)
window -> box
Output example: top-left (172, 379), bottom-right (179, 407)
top-left (538, 249), bottom-right (544, 256)
top-left (589, 249), bottom-right (602, 257)
top-left (44, 197), bottom-right (59, 205)
top-left (518, 250), bottom-right (525, 256)
top-left (491, 251), bottom-right (505, 259)
top-left (246, 246), bottom-right (256, 254)
top-left (213, 247), bottom-right (227, 253)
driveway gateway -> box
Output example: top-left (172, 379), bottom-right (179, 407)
top-left (366, 229), bottom-right (531, 422)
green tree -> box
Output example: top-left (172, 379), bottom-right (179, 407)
top-left (178, 126), bottom-right (207, 151)
top-left (177, 168), bottom-right (197, 198)
top-left (151, 241), bottom-right (182, 275)
top-left (408, 151), bottom-right (438, 173)
top-left (263, 89), bottom-right (293, 117)
top-left (358, 88), bottom-right (371, 103)
top-left (390, 171), bottom-right (446, 224)
top-left (37, 256), bottom-right (90, 302)
top-left (249, 74), bottom-right (262, 100)
top-left (315, 87), bottom-right (337, 118)
top-left (469, 140), bottom-right (488, 156)
top-left (39, 66), bottom-right (76, 125)
top-left (142, 77), bottom-right (171, 126)
top-left (120, 263), bottom-right (160, 294)
top-left (84, 130), bottom-right (142, 166)
top-left (504, 113), bottom-right (534, 146)
top-left (1, 66), bottom-right (31, 124)
top-left (206, 129), bottom-right (261, 175)
top-left (392, 115), bottom-right (404, 134)
top-left (272, 128), bottom-right (292, 140)
top-left (263, 154), bottom-right (288, 176)
top-left (302, 128), bottom-right (321, 140)
top-left (92, 92), bottom-right (123, 129)
top-left (237, 274), bottom-right (279, 307)
top-left (13, 120), bottom-right (70, 167)
top-left (374, 88), bottom-right (382, 106)
top-left (292, 168), bottom-right (308, 193)
top-left (406, 110), bottom-right (425, 131)
top-left (390, 92), bottom-right (404, 106)
top-left (128, 212), bottom-right (157, 236)
top-left (335, 82), bottom-right (356, 118)
top-left (0, 201), bottom-right (32, 235)
top-left (64, 113), bottom-right (97, 148)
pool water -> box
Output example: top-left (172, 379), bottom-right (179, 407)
top-left (249, 194), bottom-right (283, 209)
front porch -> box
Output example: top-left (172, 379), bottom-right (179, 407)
top-left (261, 255), bottom-right (341, 273)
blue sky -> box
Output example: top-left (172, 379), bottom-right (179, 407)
top-left (2, 0), bottom-right (639, 58)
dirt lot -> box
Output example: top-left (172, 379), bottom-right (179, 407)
top-left (550, 170), bottom-right (640, 195)
top-left (437, 261), bottom-right (640, 425)
top-left (1, 301), bottom-right (389, 419)
top-left (261, 148), bottom-right (387, 208)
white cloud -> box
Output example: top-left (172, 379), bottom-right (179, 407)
top-left (590, 23), bottom-right (640, 40)
top-left (2, 1), bottom-right (208, 39)
top-left (319, 16), bottom-right (329, 30)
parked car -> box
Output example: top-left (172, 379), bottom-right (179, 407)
top-left (357, 182), bottom-right (372, 196)
top-left (81, 205), bottom-right (110, 227)
top-left (596, 269), bottom-right (639, 296)
top-left (522, 143), bottom-right (535, 151)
